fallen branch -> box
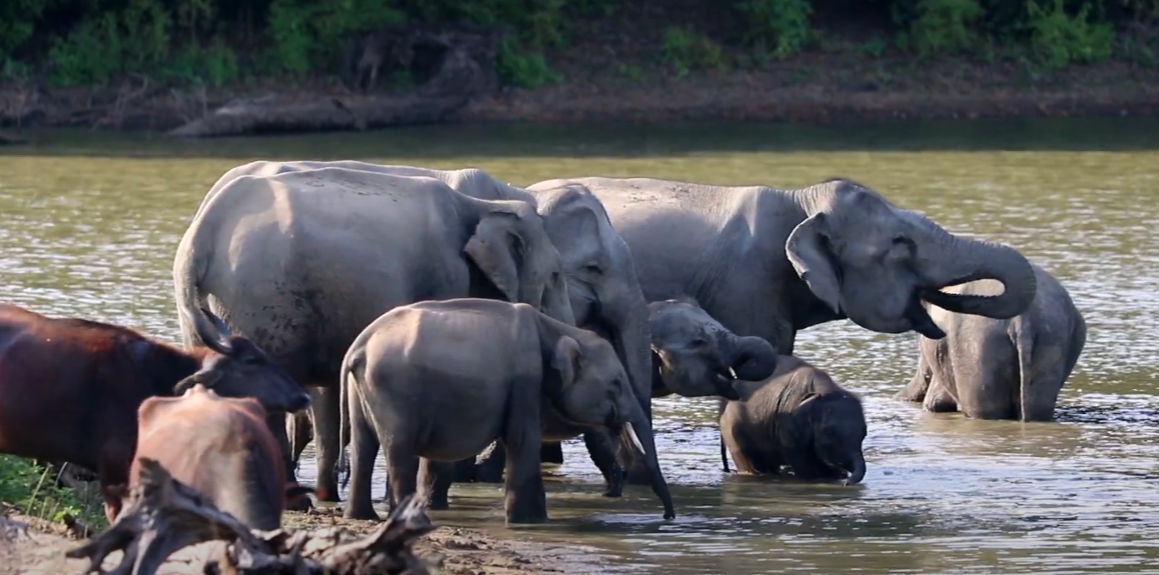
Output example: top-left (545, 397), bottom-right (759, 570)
top-left (66, 458), bottom-right (435, 575)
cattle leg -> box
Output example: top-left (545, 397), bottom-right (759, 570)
top-left (264, 410), bottom-right (311, 512)
top-left (97, 443), bottom-right (133, 523)
top-left (418, 459), bottom-right (455, 510)
top-left (309, 385), bottom-right (342, 502)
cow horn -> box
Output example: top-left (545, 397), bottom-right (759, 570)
top-left (181, 306), bottom-right (235, 355)
top-left (173, 370), bottom-right (220, 394)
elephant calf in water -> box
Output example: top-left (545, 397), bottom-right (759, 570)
top-left (339, 298), bottom-right (675, 524)
top-left (897, 262), bottom-right (1087, 421)
top-left (718, 356), bottom-right (868, 484)
top-left (646, 298), bottom-right (865, 484)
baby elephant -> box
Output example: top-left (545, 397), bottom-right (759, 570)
top-left (646, 299), bottom-right (865, 484)
top-left (898, 262), bottom-right (1086, 421)
top-left (719, 356), bottom-right (867, 484)
top-left (340, 298), bottom-right (675, 524)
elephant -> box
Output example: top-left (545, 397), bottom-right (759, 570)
top-left (196, 161), bottom-right (657, 493)
top-left (339, 298), bottom-right (675, 524)
top-left (647, 296), bottom-right (779, 399)
top-left (173, 167), bottom-right (576, 504)
top-left (896, 261), bottom-right (1087, 421)
top-left (718, 355), bottom-right (868, 485)
top-left (526, 177), bottom-right (1039, 358)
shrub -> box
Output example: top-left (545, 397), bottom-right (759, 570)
top-left (661, 25), bottom-right (725, 76)
top-left (908, 0), bottom-right (985, 56)
top-left (1026, 0), bottom-right (1115, 70)
top-left (736, 0), bottom-right (813, 58)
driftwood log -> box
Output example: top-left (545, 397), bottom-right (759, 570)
top-left (169, 25), bottom-right (505, 138)
top-left (66, 458), bottom-right (435, 575)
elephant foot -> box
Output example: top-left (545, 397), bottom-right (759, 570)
top-left (313, 485), bottom-right (341, 503)
top-left (427, 492), bottom-right (450, 510)
top-left (343, 502), bottom-right (379, 521)
top-left (504, 484), bottom-right (548, 524)
top-left (602, 468), bottom-right (625, 498)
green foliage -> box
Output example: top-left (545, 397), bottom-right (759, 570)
top-left (736, 0), bottom-right (813, 58)
top-left (907, 0), bottom-right (985, 55)
top-left (0, 455), bottom-right (106, 528)
top-left (266, 0), bottom-right (405, 77)
top-left (661, 26), bottom-right (725, 76)
top-left (0, 0), bottom-right (52, 59)
top-left (496, 38), bottom-right (562, 88)
top-left (1026, 0), bottom-right (1115, 69)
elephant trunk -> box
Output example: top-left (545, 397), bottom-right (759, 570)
top-left (726, 335), bottom-right (779, 382)
top-left (620, 399), bottom-right (675, 520)
top-left (916, 221), bottom-right (1038, 320)
top-left (842, 450), bottom-right (866, 486)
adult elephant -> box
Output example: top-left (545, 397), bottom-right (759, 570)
top-left (173, 168), bottom-right (576, 504)
top-left (184, 162), bottom-right (656, 497)
top-left (526, 177), bottom-right (1039, 357)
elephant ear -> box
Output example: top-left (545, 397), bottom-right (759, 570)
top-left (465, 211), bottom-right (522, 303)
top-left (550, 336), bottom-right (582, 388)
top-left (788, 392), bottom-right (822, 445)
top-left (785, 213), bottom-right (841, 315)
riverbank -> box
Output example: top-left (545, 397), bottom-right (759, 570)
top-left (0, 508), bottom-right (594, 575)
top-left (3, 48), bottom-right (1158, 136)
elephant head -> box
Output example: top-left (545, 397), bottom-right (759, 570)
top-left (528, 184), bottom-right (655, 416)
top-left (465, 200), bottom-right (576, 326)
top-left (785, 179), bottom-right (1037, 340)
top-left (795, 391), bottom-right (867, 485)
top-left (647, 297), bottom-right (778, 400)
top-left (540, 317), bottom-right (675, 520)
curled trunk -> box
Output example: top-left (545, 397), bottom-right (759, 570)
top-left (725, 335), bottom-right (778, 382)
top-left (843, 451), bottom-right (866, 485)
top-left (919, 227), bottom-right (1038, 320)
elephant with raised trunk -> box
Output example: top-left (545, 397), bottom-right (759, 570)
top-left (647, 297), bottom-right (779, 399)
top-left (718, 355), bottom-right (868, 485)
top-left (339, 298), bottom-right (674, 524)
top-left (173, 168), bottom-right (575, 503)
top-left (897, 261), bottom-right (1087, 421)
top-left (197, 161), bottom-right (656, 495)
top-left (527, 177), bottom-right (1039, 357)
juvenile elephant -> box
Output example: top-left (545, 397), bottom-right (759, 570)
top-left (719, 356), bottom-right (867, 484)
top-left (527, 177), bottom-right (1039, 356)
top-left (174, 168), bottom-right (574, 502)
top-left (339, 298), bottom-right (675, 524)
top-left (197, 161), bottom-right (655, 495)
top-left (897, 262), bottom-right (1087, 421)
top-left (647, 297), bottom-right (779, 399)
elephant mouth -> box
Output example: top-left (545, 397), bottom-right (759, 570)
top-left (713, 368), bottom-right (742, 401)
top-left (907, 290), bottom-right (947, 340)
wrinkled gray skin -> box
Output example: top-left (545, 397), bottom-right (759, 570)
top-left (897, 262), bottom-right (1087, 421)
top-left (339, 299), bottom-right (674, 524)
top-left (173, 168), bottom-right (574, 504)
top-left (719, 355), bottom-right (868, 485)
top-left (647, 297), bottom-right (779, 400)
top-left (526, 177), bottom-right (1039, 357)
top-left (200, 161), bottom-right (656, 494)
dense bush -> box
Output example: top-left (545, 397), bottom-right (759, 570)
top-left (0, 0), bottom-right (1155, 92)
top-left (0, 455), bottom-right (106, 528)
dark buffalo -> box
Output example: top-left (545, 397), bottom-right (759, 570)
top-left (0, 303), bottom-right (310, 522)
top-left (127, 384), bottom-right (307, 529)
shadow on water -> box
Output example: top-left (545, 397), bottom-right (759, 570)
top-left (3, 117), bottom-right (1159, 161)
top-left (3, 119), bottom-right (1159, 573)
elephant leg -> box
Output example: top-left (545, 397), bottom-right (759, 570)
top-left (309, 385), bottom-right (342, 502)
top-left (452, 457), bottom-right (477, 482)
top-left (418, 458), bottom-right (455, 510)
top-left (582, 430), bottom-right (624, 498)
top-left (386, 446), bottom-right (420, 516)
top-left (474, 440), bottom-right (507, 483)
top-left (540, 442), bottom-right (565, 465)
top-left (923, 377), bottom-right (959, 413)
top-left (504, 428), bottom-right (548, 524)
top-left (287, 409), bottom-right (313, 471)
top-left (266, 410), bottom-right (311, 511)
top-left (897, 353), bottom-right (932, 403)
top-left (343, 396), bottom-right (380, 521)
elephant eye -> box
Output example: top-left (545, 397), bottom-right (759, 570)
top-left (690, 338), bottom-right (709, 348)
top-left (584, 263), bottom-right (602, 275)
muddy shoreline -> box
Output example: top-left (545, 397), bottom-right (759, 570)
top-left (0, 508), bottom-right (602, 575)
top-left (2, 54), bottom-right (1157, 137)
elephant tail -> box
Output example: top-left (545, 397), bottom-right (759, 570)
top-left (336, 348), bottom-right (363, 483)
top-left (1014, 324), bottom-right (1034, 422)
top-left (172, 218), bottom-right (214, 348)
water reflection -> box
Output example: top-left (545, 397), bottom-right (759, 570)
top-left (2, 121), bottom-right (1159, 573)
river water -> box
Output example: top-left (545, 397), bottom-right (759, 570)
top-left (2, 119), bottom-right (1158, 574)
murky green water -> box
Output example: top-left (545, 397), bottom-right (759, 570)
top-left (3, 120), bottom-right (1159, 574)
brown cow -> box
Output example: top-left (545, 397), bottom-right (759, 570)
top-left (0, 303), bottom-right (310, 522)
top-left (129, 384), bottom-right (305, 529)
